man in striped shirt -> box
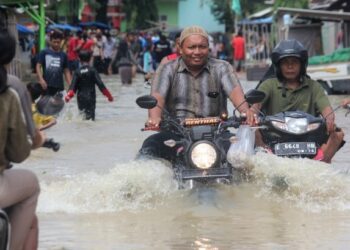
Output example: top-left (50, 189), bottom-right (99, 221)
top-left (139, 25), bottom-right (254, 161)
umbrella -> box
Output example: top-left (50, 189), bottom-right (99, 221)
top-left (48, 24), bottom-right (81, 32)
top-left (16, 24), bottom-right (34, 34)
top-left (79, 21), bottom-right (110, 29)
top-left (238, 16), bottom-right (273, 25)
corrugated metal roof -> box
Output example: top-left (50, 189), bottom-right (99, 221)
top-left (276, 7), bottom-right (350, 22)
top-left (248, 7), bottom-right (273, 19)
top-left (309, 0), bottom-right (348, 10)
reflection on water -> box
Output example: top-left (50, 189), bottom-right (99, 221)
top-left (18, 74), bottom-right (350, 249)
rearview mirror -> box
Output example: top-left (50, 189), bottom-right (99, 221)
top-left (244, 89), bottom-right (265, 105)
top-left (136, 95), bottom-right (158, 109)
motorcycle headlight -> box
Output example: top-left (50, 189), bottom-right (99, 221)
top-left (189, 141), bottom-right (218, 169)
top-left (271, 118), bottom-right (320, 134)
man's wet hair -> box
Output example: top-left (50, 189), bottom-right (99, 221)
top-left (78, 50), bottom-right (92, 62)
top-left (27, 82), bottom-right (44, 101)
top-left (49, 30), bottom-right (64, 40)
top-left (126, 30), bottom-right (136, 36)
top-left (175, 31), bottom-right (181, 40)
top-left (0, 28), bottom-right (16, 92)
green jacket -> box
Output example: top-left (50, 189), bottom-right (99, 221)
top-left (257, 77), bottom-right (330, 116)
top-left (0, 87), bottom-right (31, 172)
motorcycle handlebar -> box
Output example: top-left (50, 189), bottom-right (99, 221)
top-left (219, 117), bottom-right (243, 130)
top-left (142, 126), bottom-right (160, 131)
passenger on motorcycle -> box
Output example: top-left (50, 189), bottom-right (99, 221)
top-left (252, 39), bottom-right (344, 163)
top-left (0, 28), bottom-right (40, 250)
top-left (139, 25), bottom-right (255, 161)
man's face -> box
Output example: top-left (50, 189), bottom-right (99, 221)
top-left (50, 38), bottom-right (62, 52)
top-left (180, 35), bottom-right (209, 69)
top-left (127, 34), bottom-right (135, 43)
top-left (280, 57), bottom-right (301, 81)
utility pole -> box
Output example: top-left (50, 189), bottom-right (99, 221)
top-left (18, 0), bottom-right (46, 50)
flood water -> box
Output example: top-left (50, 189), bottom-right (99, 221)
top-left (20, 73), bottom-right (350, 250)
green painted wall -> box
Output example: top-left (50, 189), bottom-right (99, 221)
top-left (156, 1), bottom-right (178, 29)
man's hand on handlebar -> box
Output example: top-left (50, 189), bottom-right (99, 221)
top-left (241, 109), bottom-right (258, 126)
top-left (341, 98), bottom-right (350, 108)
top-left (144, 117), bottom-right (161, 130)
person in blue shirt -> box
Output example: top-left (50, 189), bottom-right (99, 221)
top-left (143, 44), bottom-right (154, 81)
top-left (36, 30), bottom-right (72, 96)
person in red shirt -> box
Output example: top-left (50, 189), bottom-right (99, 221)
top-left (67, 31), bottom-right (82, 73)
top-left (231, 30), bottom-right (245, 72)
top-left (79, 31), bottom-right (95, 53)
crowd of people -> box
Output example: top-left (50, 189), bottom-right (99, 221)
top-left (29, 27), bottom-right (265, 79)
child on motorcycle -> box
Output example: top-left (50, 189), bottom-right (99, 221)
top-left (252, 39), bottom-right (344, 163)
top-left (64, 50), bottom-right (114, 120)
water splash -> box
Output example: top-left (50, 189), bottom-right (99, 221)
top-left (38, 159), bottom-right (178, 213)
top-left (249, 152), bottom-right (350, 212)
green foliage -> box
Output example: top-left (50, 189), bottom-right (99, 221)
top-left (85, 0), bottom-right (101, 9)
top-left (122, 0), bottom-right (158, 30)
top-left (273, 0), bottom-right (309, 9)
top-left (240, 0), bottom-right (267, 16)
top-left (211, 0), bottom-right (235, 32)
top-left (95, 0), bottom-right (108, 24)
top-left (210, 0), bottom-right (309, 33)
top-left (211, 0), bottom-right (267, 32)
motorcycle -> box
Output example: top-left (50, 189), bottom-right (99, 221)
top-left (136, 89), bottom-right (265, 188)
top-left (257, 107), bottom-right (345, 159)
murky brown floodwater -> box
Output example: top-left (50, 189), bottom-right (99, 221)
top-left (20, 73), bottom-right (350, 250)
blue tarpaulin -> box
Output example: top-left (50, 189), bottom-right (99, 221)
top-left (79, 21), bottom-right (110, 29)
top-left (239, 16), bottom-right (273, 25)
top-left (16, 24), bottom-right (34, 34)
top-left (48, 24), bottom-right (81, 31)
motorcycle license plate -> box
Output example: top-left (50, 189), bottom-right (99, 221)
top-left (274, 142), bottom-right (316, 156)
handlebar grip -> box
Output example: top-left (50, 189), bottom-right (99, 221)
top-left (220, 120), bottom-right (241, 129)
top-left (142, 126), bottom-right (160, 131)
top-left (239, 115), bottom-right (247, 123)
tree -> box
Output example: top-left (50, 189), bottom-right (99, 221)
top-left (210, 0), bottom-right (267, 32)
top-left (211, 0), bottom-right (235, 32)
top-left (95, 0), bottom-right (108, 24)
top-left (273, 0), bottom-right (309, 9)
top-left (122, 0), bottom-right (158, 30)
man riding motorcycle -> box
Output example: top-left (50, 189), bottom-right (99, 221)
top-left (138, 25), bottom-right (255, 161)
top-left (252, 39), bottom-right (344, 163)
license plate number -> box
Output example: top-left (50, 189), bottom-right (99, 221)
top-left (274, 142), bottom-right (316, 156)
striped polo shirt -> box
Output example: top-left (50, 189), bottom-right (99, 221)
top-left (151, 57), bottom-right (241, 118)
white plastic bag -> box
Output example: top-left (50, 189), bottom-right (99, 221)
top-left (227, 125), bottom-right (255, 169)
